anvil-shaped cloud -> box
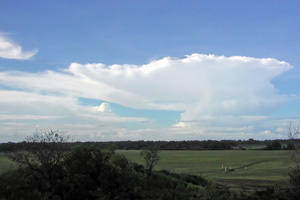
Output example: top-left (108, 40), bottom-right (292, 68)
top-left (0, 54), bottom-right (294, 141)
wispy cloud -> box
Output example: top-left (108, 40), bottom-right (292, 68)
top-left (0, 115), bottom-right (63, 120)
top-left (0, 34), bottom-right (38, 60)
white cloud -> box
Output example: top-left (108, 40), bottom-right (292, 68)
top-left (0, 53), bottom-right (296, 141)
top-left (0, 90), bottom-right (149, 142)
top-left (276, 127), bottom-right (286, 133)
top-left (0, 54), bottom-right (292, 111)
top-left (0, 34), bottom-right (38, 60)
top-left (0, 90), bottom-right (147, 123)
top-left (260, 130), bottom-right (271, 135)
top-left (171, 122), bottom-right (190, 129)
top-left (92, 102), bottom-right (112, 113)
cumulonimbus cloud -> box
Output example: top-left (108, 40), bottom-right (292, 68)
top-left (0, 54), bottom-right (294, 141)
top-left (0, 34), bottom-right (38, 60)
top-left (0, 54), bottom-right (292, 112)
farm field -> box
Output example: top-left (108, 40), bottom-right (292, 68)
top-left (118, 150), bottom-right (294, 192)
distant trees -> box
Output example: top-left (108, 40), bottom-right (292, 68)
top-left (140, 144), bottom-right (160, 177)
top-left (287, 142), bottom-right (296, 150)
top-left (266, 141), bottom-right (282, 150)
top-left (5, 139), bottom-right (299, 152)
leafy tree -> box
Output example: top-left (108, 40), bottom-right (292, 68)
top-left (62, 145), bottom-right (142, 200)
top-left (140, 144), bottom-right (160, 177)
top-left (0, 168), bottom-right (43, 200)
top-left (1, 140), bottom-right (142, 199)
top-left (266, 141), bottom-right (282, 150)
top-left (6, 129), bottom-right (69, 199)
top-left (203, 184), bottom-right (235, 200)
top-left (8, 129), bottom-right (69, 169)
top-left (287, 141), bottom-right (296, 150)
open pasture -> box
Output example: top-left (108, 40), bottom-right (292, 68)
top-left (118, 150), bottom-right (294, 192)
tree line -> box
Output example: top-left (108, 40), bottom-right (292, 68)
top-left (1, 138), bottom-right (298, 152)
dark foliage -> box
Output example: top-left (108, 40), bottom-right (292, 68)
top-left (3, 139), bottom-right (300, 152)
top-left (265, 141), bottom-right (282, 150)
top-left (140, 144), bottom-right (160, 177)
top-left (0, 143), bottom-right (210, 200)
top-left (286, 142), bottom-right (296, 150)
top-left (289, 168), bottom-right (300, 200)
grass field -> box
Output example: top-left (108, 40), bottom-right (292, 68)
top-left (0, 153), bottom-right (15, 174)
top-left (232, 145), bottom-right (267, 150)
top-left (0, 150), bottom-right (295, 192)
top-left (118, 150), bottom-right (295, 192)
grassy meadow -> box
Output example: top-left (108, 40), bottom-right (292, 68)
top-left (118, 150), bottom-right (295, 192)
top-left (0, 150), bottom-right (295, 192)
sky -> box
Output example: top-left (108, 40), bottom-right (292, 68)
top-left (0, 0), bottom-right (300, 142)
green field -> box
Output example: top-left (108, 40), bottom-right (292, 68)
top-left (232, 144), bottom-right (267, 150)
top-left (118, 150), bottom-right (295, 192)
top-left (0, 153), bottom-right (14, 174)
top-left (0, 150), bottom-right (295, 192)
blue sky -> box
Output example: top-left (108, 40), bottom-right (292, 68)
top-left (0, 0), bottom-right (299, 142)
